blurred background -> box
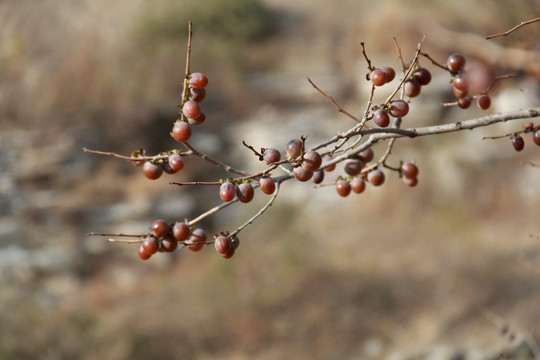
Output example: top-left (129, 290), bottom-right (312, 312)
top-left (1, 0), bottom-right (540, 359)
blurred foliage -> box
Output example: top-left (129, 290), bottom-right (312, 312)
top-left (133, 0), bottom-right (274, 47)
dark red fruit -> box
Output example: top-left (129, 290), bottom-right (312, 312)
top-left (236, 183), bottom-right (254, 203)
top-left (380, 66), bottom-right (396, 83)
top-left (373, 108), bottom-right (390, 127)
top-left (189, 72), bottom-right (208, 89)
top-left (131, 159), bottom-right (145, 167)
top-left (453, 86), bottom-right (468, 99)
top-left (312, 170), bottom-right (324, 184)
top-left (143, 161), bottom-right (163, 180)
top-left (187, 228), bottom-right (207, 252)
top-left (343, 159), bottom-right (364, 176)
top-left (388, 100), bottom-right (409, 118)
top-left (453, 74), bottom-right (469, 91)
top-left (322, 154), bottom-right (336, 171)
top-left (189, 87), bottom-right (206, 102)
top-left (371, 69), bottom-right (387, 86)
top-left (168, 153), bottom-right (184, 172)
top-left (302, 151), bottom-right (322, 172)
top-left (512, 135), bottom-right (525, 151)
top-left (172, 121), bottom-right (192, 142)
top-left (350, 177), bottom-right (366, 194)
top-left (414, 68), bottom-right (432, 85)
top-left (187, 112), bottom-right (206, 125)
top-left (533, 130), bottom-right (540, 146)
top-left (214, 235), bottom-right (233, 255)
top-left (263, 148), bottom-right (281, 165)
top-left (220, 182), bottom-right (236, 202)
top-left (163, 162), bottom-right (177, 175)
top-left (150, 219), bottom-right (169, 238)
top-left (259, 177), bottom-right (276, 195)
top-left (138, 245), bottom-right (152, 260)
top-left (182, 100), bottom-right (201, 119)
top-left (142, 236), bottom-right (159, 255)
top-left (293, 166), bottom-right (313, 182)
top-left (447, 53), bottom-right (466, 72)
top-left (287, 139), bottom-right (303, 158)
top-left (458, 96), bottom-right (472, 109)
top-left (368, 169), bottom-right (385, 186)
top-left (336, 180), bottom-right (351, 197)
top-left (358, 148), bottom-right (374, 163)
top-left (404, 79), bottom-right (421, 98)
top-left (477, 94), bottom-right (491, 110)
top-left (172, 222), bottom-right (190, 241)
top-left (401, 162), bottom-right (419, 178)
top-left (161, 234), bottom-right (178, 252)
top-left (403, 176), bottom-right (418, 187)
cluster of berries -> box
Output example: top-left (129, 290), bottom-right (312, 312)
top-left (130, 72), bottom-right (209, 180)
top-left (446, 53), bottom-right (491, 110)
top-left (131, 149), bottom-right (185, 180)
top-left (138, 219), bottom-right (216, 260)
top-left (511, 122), bottom-right (540, 151)
top-left (138, 219), bottom-right (239, 261)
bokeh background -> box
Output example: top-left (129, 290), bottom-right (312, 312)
top-left (1, 1), bottom-right (540, 359)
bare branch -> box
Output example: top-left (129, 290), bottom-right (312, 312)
top-left (486, 17), bottom-right (540, 39)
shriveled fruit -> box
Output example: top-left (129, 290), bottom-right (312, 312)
top-left (293, 166), bottom-right (313, 182)
top-left (302, 151), bottom-right (322, 172)
top-left (343, 159), bottom-right (364, 176)
top-left (236, 183), bottom-right (255, 203)
top-left (187, 228), bottom-right (207, 252)
top-left (161, 234), bottom-right (178, 252)
top-left (358, 148), bottom-right (374, 163)
top-left (388, 100), bottom-right (409, 118)
top-left (373, 108), bottom-right (390, 127)
top-left (286, 139), bottom-right (303, 158)
top-left (215, 235), bottom-right (233, 255)
top-left (263, 148), bottom-right (281, 165)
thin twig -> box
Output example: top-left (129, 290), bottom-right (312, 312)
top-left (307, 77), bottom-right (361, 123)
top-left (82, 148), bottom-right (186, 162)
top-left (486, 17), bottom-right (540, 39)
top-left (384, 35), bottom-right (426, 105)
top-left (182, 141), bottom-right (250, 176)
top-left (86, 232), bottom-right (147, 238)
